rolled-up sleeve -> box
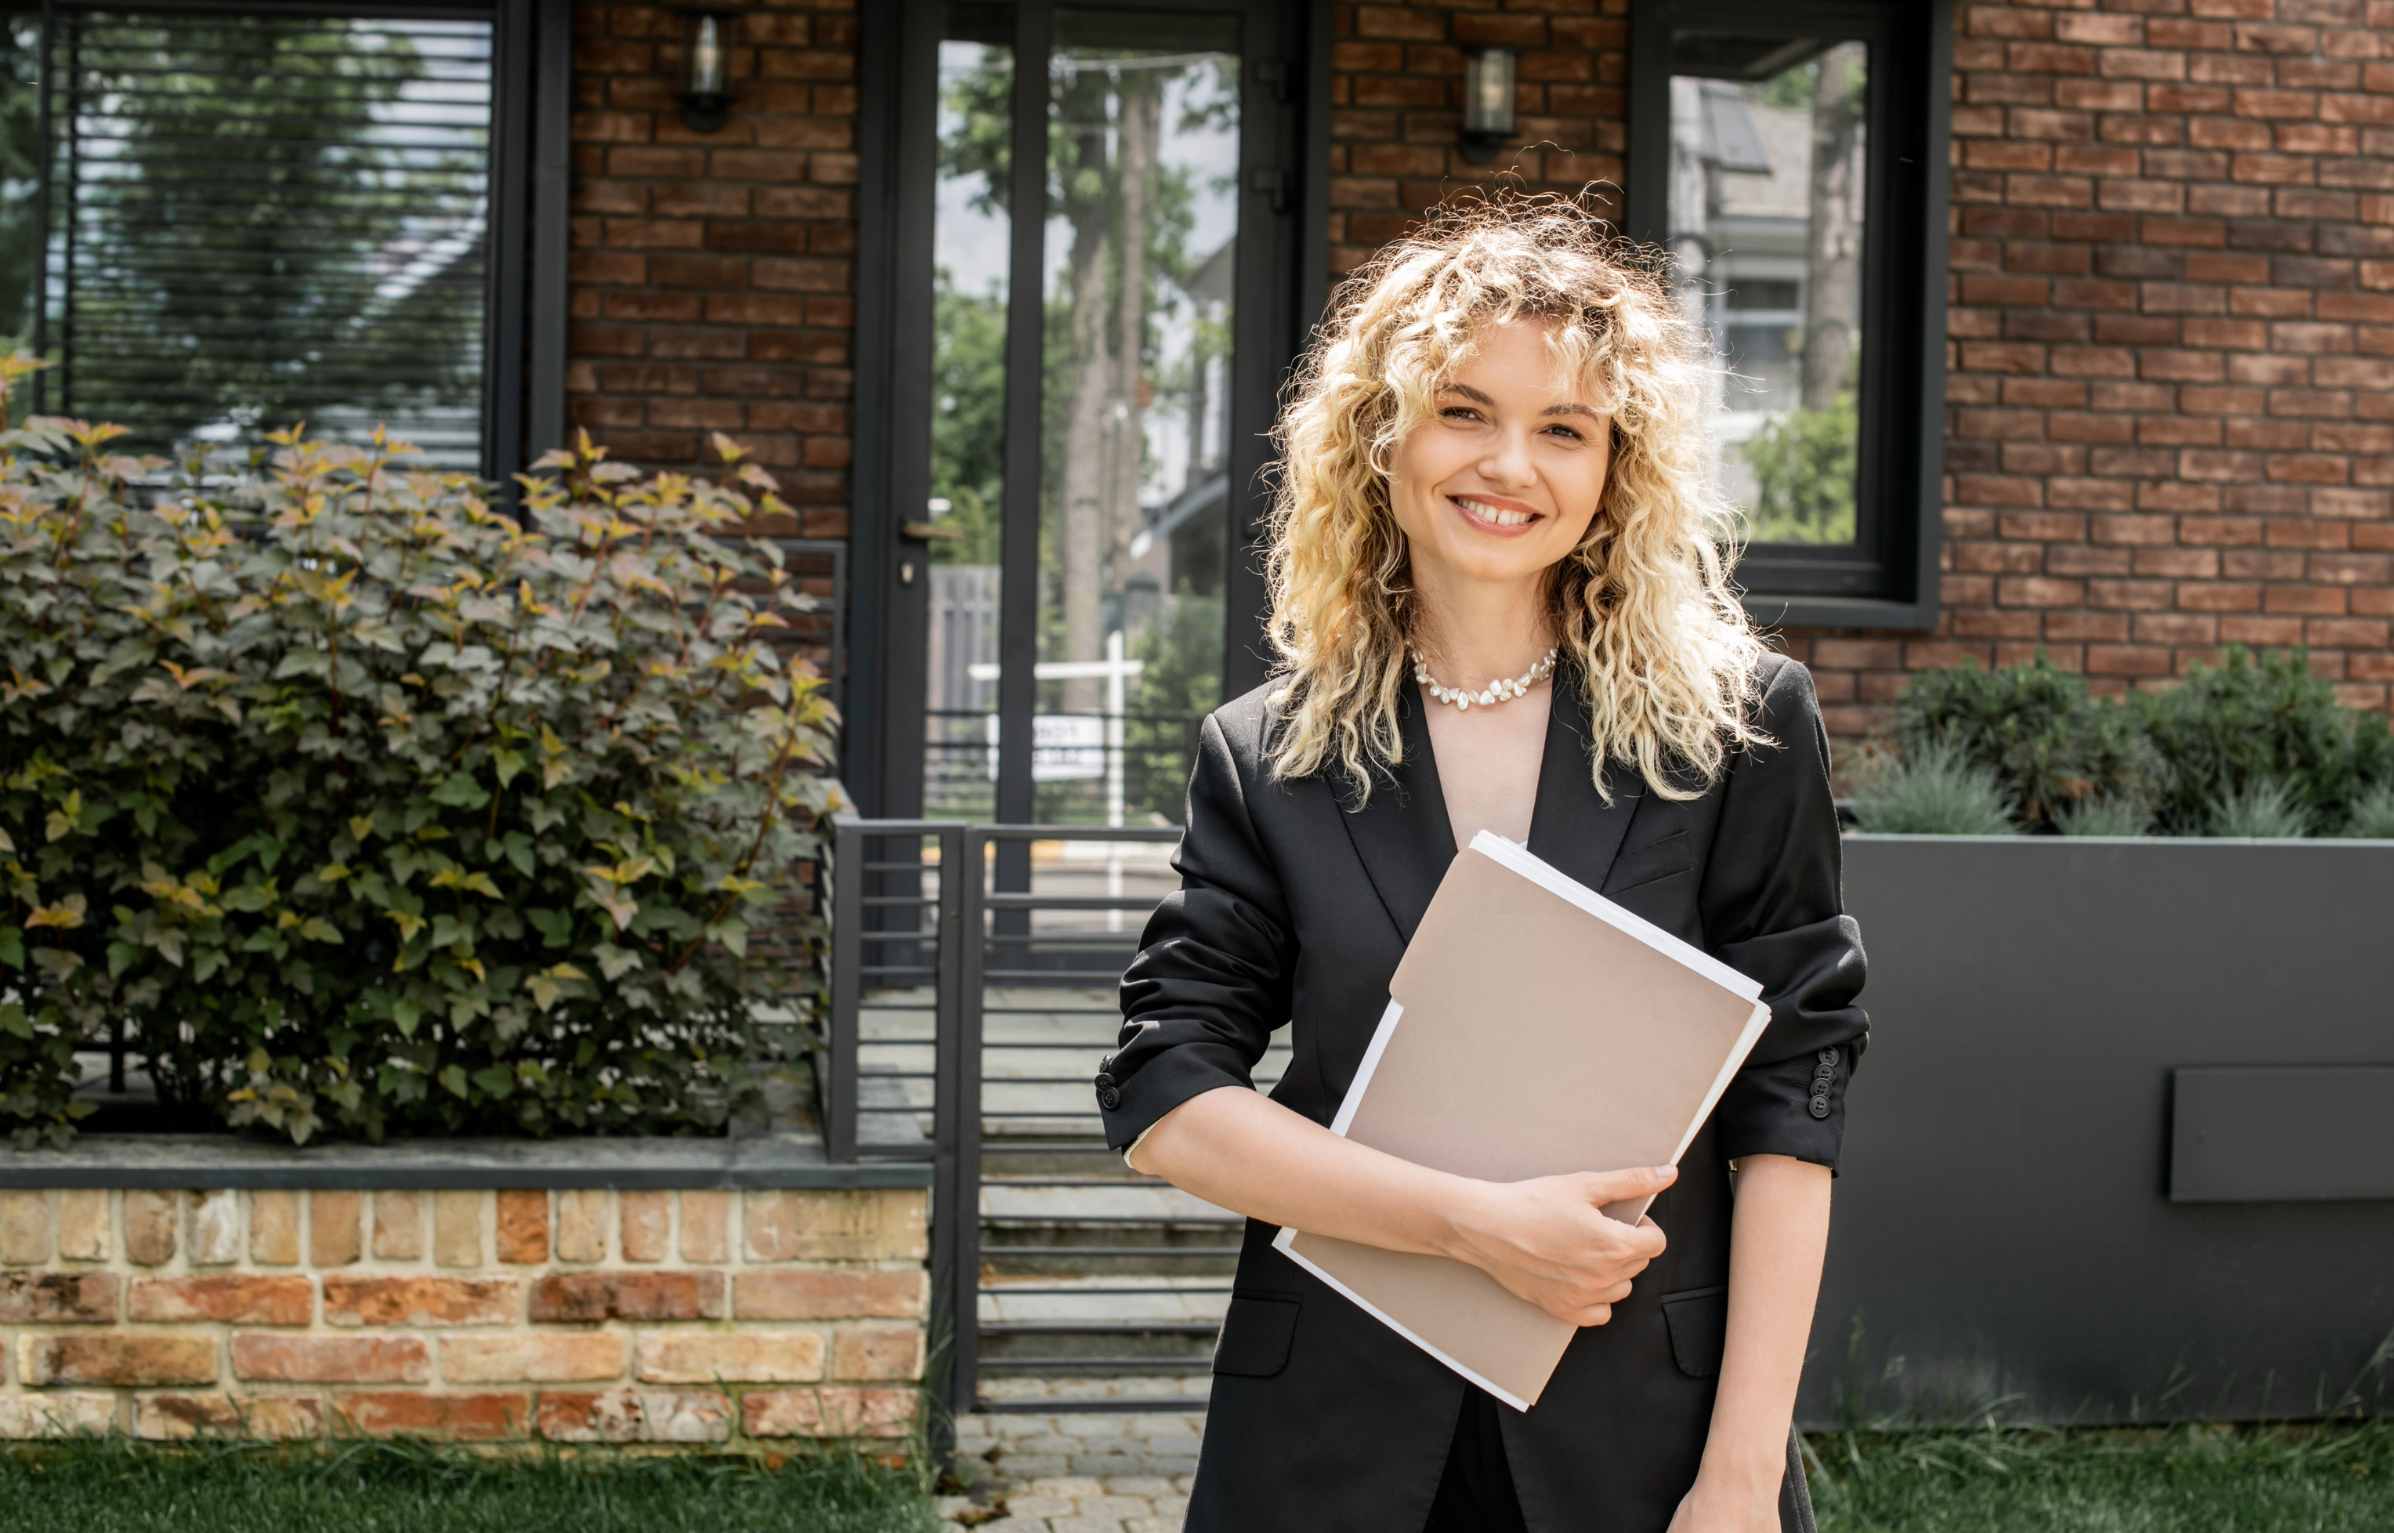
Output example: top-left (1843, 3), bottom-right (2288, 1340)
top-left (1698, 656), bottom-right (1871, 1175)
top-left (1100, 708), bottom-right (1296, 1164)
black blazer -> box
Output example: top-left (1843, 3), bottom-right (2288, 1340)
top-left (1095, 648), bottom-right (1870, 1533)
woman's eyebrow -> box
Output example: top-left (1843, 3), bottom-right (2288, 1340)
top-left (1441, 382), bottom-right (1602, 420)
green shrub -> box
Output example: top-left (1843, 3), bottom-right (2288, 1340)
top-left (1737, 388), bottom-right (1859, 546)
top-left (2131, 645), bottom-right (2394, 837)
top-left (2341, 782), bottom-right (2394, 840)
top-left (0, 355), bottom-right (840, 1149)
top-left (1847, 737), bottom-right (2019, 835)
top-left (2052, 795), bottom-right (2153, 837)
top-left (2202, 777), bottom-right (2315, 839)
top-left (1893, 651), bottom-right (2166, 831)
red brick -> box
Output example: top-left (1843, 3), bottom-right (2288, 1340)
top-left (535, 1389), bottom-right (734, 1444)
top-left (323, 1276), bottom-right (521, 1328)
top-left (331, 1392), bottom-right (529, 1442)
top-left (231, 1335), bottom-right (429, 1384)
top-left (133, 1394), bottom-right (323, 1442)
top-left (530, 1271), bottom-right (726, 1323)
top-left (23, 1335), bottom-right (217, 1387)
top-left (128, 1276), bottom-right (313, 1327)
top-left (742, 1386), bottom-right (917, 1439)
top-left (0, 1272), bottom-right (118, 1324)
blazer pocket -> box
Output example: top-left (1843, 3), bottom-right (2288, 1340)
top-left (1660, 1284), bottom-right (1729, 1379)
top-left (1211, 1290), bottom-right (1301, 1378)
top-left (1611, 863), bottom-right (1693, 896)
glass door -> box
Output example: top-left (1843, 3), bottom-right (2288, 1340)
top-left (883, 0), bottom-right (1296, 843)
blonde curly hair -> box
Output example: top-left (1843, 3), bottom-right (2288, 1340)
top-left (1258, 189), bottom-right (1782, 809)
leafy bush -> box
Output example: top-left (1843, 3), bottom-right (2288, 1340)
top-left (1893, 651), bottom-right (2166, 832)
top-left (2342, 783), bottom-right (2394, 840)
top-left (0, 355), bottom-right (841, 1149)
top-left (2202, 778), bottom-right (2315, 839)
top-left (2129, 645), bottom-right (2394, 837)
top-left (2052, 795), bottom-right (2153, 837)
top-left (1865, 645), bottom-right (2394, 838)
top-left (1846, 737), bottom-right (2019, 835)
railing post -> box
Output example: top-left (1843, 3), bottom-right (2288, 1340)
top-left (954, 824), bottom-right (990, 1416)
top-left (825, 808), bottom-right (862, 1163)
top-left (925, 820), bottom-right (973, 1472)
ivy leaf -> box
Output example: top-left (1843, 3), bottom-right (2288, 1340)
top-left (26, 895), bottom-right (86, 931)
top-left (594, 943), bottom-right (641, 981)
top-left (0, 928), bottom-right (21, 970)
top-left (493, 748), bottom-right (526, 788)
top-left (472, 1065), bottom-right (515, 1097)
top-left (527, 908), bottom-right (572, 948)
top-left (439, 1064), bottom-right (469, 1099)
top-left (0, 824), bottom-right (14, 855)
top-left (392, 997), bottom-right (421, 1036)
top-left (0, 1003), bottom-right (30, 1040)
top-left (430, 771), bottom-right (490, 810)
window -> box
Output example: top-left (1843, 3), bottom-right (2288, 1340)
top-left (1628, 0), bottom-right (1953, 630)
top-left (0, 4), bottom-right (561, 496)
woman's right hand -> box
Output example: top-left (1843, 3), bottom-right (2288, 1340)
top-left (1440, 1166), bottom-right (1675, 1327)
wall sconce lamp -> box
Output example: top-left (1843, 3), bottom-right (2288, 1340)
top-left (678, 7), bottom-right (739, 134)
top-left (1460, 47), bottom-right (1517, 162)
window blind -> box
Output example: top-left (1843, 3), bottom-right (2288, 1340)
top-left (39, 11), bottom-right (496, 475)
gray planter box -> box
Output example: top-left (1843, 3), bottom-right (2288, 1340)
top-left (1806, 833), bottom-right (2394, 1427)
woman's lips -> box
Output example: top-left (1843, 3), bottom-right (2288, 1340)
top-left (1450, 493), bottom-right (1544, 537)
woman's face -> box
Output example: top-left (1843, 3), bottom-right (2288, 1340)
top-left (1385, 314), bottom-right (1613, 599)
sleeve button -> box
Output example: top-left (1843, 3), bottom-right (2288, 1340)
top-left (1097, 1084), bottom-right (1123, 1111)
top-left (1807, 1094), bottom-right (1832, 1119)
top-left (1816, 1047), bottom-right (1840, 1065)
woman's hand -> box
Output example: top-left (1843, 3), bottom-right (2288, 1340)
top-left (1439, 1166), bottom-right (1675, 1326)
top-left (1663, 1473), bottom-right (1781, 1533)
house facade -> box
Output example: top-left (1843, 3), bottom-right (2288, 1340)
top-left (20, 1), bottom-right (2392, 817)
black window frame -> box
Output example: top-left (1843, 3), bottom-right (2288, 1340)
top-left (1626, 0), bottom-right (1953, 632)
top-left (16, 0), bottom-right (570, 516)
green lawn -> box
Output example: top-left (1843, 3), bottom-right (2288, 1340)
top-left (0, 1434), bottom-right (942, 1533)
top-left (6, 1418), bottom-right (2391, 1531)
top-left (1810, 1419), bottom-right (2394, 1533)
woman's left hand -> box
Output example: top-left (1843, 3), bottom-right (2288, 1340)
top-left (1663, 1473), bottom-right (1780, 1533)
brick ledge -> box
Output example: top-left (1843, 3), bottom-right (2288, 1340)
top-left (0, 1132), bottom-right (931, 1192)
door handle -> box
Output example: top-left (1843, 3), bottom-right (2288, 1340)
top-left (901, 519), bottom-right (964, 543)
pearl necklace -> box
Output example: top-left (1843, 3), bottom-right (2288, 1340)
top-left (1412, 646), bottom-right (1559, 711)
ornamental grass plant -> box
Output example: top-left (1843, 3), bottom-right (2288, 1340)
top-left (0, 354), bottom-right (841, 1150)
top-left (1861, 646), bottom-right (2394, 840)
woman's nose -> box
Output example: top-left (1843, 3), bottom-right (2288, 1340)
top-left (1479, 431), bottom-right (1535, 487)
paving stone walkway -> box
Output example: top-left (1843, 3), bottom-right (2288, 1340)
top-left (934, 1376), bottom-right (1209, 1531)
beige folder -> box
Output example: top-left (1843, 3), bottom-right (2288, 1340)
top-left (1270, 829), bottom-right (1771, 1412)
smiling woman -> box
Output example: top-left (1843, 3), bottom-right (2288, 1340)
top-left (1101, 191), bottom-right (1868, 1533)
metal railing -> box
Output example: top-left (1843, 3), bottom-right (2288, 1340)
top-left (823, 804), bottom-right (1265, 1467)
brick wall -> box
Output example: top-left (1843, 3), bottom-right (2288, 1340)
top-left (1328, 0), bottom-right (2394, 767)
top-left (567, 0), bottom-right (859, 541)
top-left (0, 1186), bottom-right (928, 1449)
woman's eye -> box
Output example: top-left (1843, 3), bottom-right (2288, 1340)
top-left (1440, 405), bottom-right (1480, 423)
top-left (1545, 424), bottom-right (1584, 442)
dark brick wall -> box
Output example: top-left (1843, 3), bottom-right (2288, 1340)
top-left (567, 1), bottom-right (858, 542)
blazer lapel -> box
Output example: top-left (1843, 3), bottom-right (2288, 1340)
top-left (1333, 651), bottom-right (1648, 950)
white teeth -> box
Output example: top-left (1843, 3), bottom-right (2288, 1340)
top-left (1456, 496), bottom-right (1536, 527)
